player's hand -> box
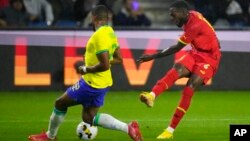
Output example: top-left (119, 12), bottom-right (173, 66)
top-left (78, 65), bottom-right (87, 75)
top-left (136, 54), bottom-right (154, 63)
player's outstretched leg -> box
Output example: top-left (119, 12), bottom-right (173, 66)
top-left (93, 113), bottom-right (143, 141)
top-left (139, 68), bottom-right (179, 108)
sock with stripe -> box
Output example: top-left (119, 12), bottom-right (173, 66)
top-left (46, 108), bottom-right (67, 139)
top-left (93, 113), bottom-right (128, 133)
top-left (152, 68), bottom-right (179, 97)
top-left (169, 86), bottom-right (194, 129)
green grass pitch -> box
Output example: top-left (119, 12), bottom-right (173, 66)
top-left (0, 91), bottom-right (250, 141)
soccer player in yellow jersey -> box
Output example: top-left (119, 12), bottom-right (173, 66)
top-left (28, 5), bottom-right (143, 141)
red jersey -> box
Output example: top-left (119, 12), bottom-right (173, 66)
top-left (178, 11), bottom-right (220, 60)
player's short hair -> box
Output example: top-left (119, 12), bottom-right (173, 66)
top-left (170, 0), bottom-right (189, 10)
top-left (92, 5), bottom-right (109, 21)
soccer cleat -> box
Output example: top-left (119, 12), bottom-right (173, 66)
top-left (128, 121), bottom-right (143, 141)
top-left (28, 130), bottom-right (56, 141)
top-left (139, 92), bottom-right (155, 107)
top-left (156, 129), bottom-right (173, 139)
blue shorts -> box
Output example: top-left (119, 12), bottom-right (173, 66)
top-left (66, 78), bottom-right (110, 107)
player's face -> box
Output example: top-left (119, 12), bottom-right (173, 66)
top-left (169, 7), bottom-right (187, 27)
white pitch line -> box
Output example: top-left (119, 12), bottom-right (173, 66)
top-left (1, 118), bottom-right (250, 123)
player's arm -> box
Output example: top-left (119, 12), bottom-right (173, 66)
top-left (79, 51), bottom-right (110, 74)
top-left (137, 41), bottom-right (186, 63)
top-left (110, 47), bottom-right (123, 64)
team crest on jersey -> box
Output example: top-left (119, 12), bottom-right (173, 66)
top-left (203, 64), bottom-right (210, 69)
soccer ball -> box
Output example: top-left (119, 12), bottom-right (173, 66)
top-left (76, 121), bottom-right (98, 140)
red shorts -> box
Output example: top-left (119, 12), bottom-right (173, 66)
top-left (175, 51), bottom-right (221, 84)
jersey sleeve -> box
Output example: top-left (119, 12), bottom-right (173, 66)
top-left (113, 37), bottom-right (119, 49)
top-left (178, 23), bottom-right (201, 45)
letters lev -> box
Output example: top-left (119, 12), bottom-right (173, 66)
top-left (1, 30), bottom-right (250, 90)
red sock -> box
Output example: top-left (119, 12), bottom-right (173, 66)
top-left (170, 86), bottom-right (194, 129)
top-left (152, 68), bottom-right (179, 97)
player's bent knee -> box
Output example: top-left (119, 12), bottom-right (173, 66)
top-left (174, 64), bottom-right (189, 75)
top-left (55, 98), bottom-right (68, 110)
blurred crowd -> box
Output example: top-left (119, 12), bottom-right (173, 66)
top-left (0, 0), bottom-right (250, 29)
top-left (187, 0), bottom-right (250, 28)
top-left (0, 0), bottom-right (152, 28)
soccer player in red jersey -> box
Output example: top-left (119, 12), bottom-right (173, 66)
top-left (137, 0), bottom-right (221, 139)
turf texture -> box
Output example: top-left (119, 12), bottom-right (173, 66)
top-left (0, 91), bottom-right (250, 141)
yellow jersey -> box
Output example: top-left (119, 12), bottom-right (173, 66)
top-left (83, 25), bottom-right (119, 88)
